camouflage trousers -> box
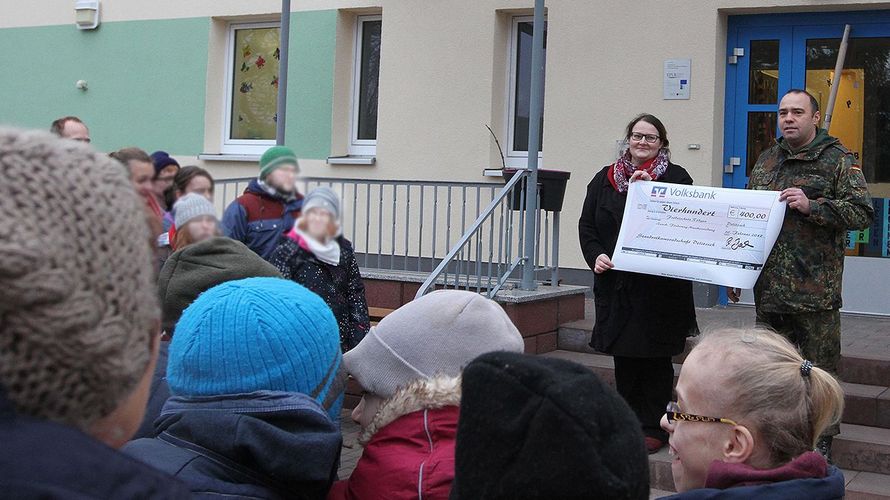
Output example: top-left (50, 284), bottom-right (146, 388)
top-left (755, 307), bottom-right (841, 438)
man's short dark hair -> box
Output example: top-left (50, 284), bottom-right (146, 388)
top-left (50, 116), bottom-right (85, 136)
top-left (784, 89), bottom-right (820, 113)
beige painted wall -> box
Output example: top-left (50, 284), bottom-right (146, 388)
top-left (7, 0), bottom-right (890, 270)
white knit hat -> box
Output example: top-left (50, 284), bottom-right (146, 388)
top-left (344, 290), bottom-right (524, 398)
top-left (173, 192), bottom-right (217, 229)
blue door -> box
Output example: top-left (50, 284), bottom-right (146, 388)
top-left (723, 11), bottom-right (890, 314)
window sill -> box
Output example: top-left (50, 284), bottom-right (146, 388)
top-left (198, 154), bottom-right (261, 162)
top-left (483, 168), bottom-right (509, 177)
top-left (327, 155), bottom-right (376, 166)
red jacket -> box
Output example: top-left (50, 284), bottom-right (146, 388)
top-left (329, 377), bottom-right (460, 500)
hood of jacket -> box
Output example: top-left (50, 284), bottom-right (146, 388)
top-left (777, 128), bottom-right (839, 160)
top-left (328, 376), bottom-right (460, 500)
top-left (158, 237), bottom-right (282, 334)
top-left (359, 374), bottom-right (461, 445)
top-left (124, 391), bottom-right (341, 498)
top-left (664, 452), bottom-right (844, 500)
top-left (247, 178), bottom-right (304, 208)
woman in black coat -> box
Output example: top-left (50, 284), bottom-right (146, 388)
top-left (578, 114), bottom-right (697, 454)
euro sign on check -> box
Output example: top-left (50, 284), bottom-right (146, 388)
top-left (611, 181), bottom-right (786, 288)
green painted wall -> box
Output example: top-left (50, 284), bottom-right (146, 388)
top-left (0, 18), bottom-right (210, 155)
top-left (286, 10), bottom-right (337, 160)
top-left (0, 10), bottom-right (338, 159)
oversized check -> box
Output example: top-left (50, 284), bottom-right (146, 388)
top-left (611, 181), bottom-right (786, 288)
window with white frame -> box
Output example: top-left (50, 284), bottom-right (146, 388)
top-left (349, 15), bottom-right (382, 156)
top-left (506, 16), bottom-right (547, 166)
top-left (222, 22), bottom-right (280, 155)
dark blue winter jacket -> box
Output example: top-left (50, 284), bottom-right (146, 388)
top-left (123, 391), bottom-right (342, 499)
top-left (221, 179), bottom-right (303, 260)
top-left (0, 388), bottom-right (190, 499)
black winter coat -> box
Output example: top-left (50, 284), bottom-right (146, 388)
top-left (270, 236), bottom-right (370, 351)
top-left (0, 390), bottom-right (190, 499)
top-left (578, 163), bottom-right (698, 358)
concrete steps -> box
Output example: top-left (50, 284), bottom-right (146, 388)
top-left (558, 314), bottom-right (890, 425)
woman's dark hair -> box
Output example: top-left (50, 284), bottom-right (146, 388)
top-left (624, 113), bottom-right (669, 149)
top-left (164, 166), bottom-right (214, 209)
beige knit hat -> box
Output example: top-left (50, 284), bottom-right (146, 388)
top-left (0, 128), bottom-right (159, 430)
top-left (344, 290), bottom-right (524, 399)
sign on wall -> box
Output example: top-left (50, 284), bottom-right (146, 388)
top-left (664, 59), bottom-right (691, 100)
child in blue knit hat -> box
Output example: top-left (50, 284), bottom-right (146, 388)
top-left (124, 277), bottom-right (345, 499)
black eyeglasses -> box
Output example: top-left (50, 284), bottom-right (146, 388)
top-left (630, 132), bottom-right (660, 144)
top-left (665, 402), bottom-right (738, 426)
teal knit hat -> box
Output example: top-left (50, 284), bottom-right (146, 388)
top-left (259, 146), bottom-right (299, 180)
top-left (167, 277), bottom-right (345, 421)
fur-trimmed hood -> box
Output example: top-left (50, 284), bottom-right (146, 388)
top-left (329, 376), bottom-right (460, 500)
top-left (359, 375), bottom-right (461, 445)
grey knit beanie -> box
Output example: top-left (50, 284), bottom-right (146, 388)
top-left (344, 290), bottom-right (524, 398)
top-left (0, 128), bottom-right (159, 430)
top-left (302, 186), bottom-right (340, 221)
top-left (173, 192), bottom-right (217, 229)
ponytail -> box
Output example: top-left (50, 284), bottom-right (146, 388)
top-left (695, 328), bottom-right (844, 466)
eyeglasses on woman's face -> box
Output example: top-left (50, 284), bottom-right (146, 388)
top-left (630, 132), bottom-right (661, 144)
top-left (665, 401), bottom-right (738, 426)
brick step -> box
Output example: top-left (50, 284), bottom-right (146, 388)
top-left (648, 449), bottom-right (890, 498)
top-left (368, 306), bottom-right (395, 327)
top-left (558, 321), bottom-right (890, 387)
top-left (544, 350), bottom-right (890, 431)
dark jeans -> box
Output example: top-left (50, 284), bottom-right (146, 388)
top-left (613, 355), bottom-right (673, 442)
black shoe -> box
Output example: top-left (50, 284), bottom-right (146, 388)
top-left (816, 436), bottom-right (833, 464)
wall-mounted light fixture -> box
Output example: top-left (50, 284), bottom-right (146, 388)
top-left (75, 0), bottom-right (100, 30)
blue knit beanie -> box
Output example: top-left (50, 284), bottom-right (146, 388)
top-left (167, 277), bottom-right (345, 421)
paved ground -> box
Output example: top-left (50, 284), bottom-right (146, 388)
top-left (338, 411), bottom-right (362, 479)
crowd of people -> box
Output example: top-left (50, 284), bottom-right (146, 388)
top-left (0, 88), bottom-right (869, 498)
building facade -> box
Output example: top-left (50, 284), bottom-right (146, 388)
top-left (2, 0), bottom-right (888, 314)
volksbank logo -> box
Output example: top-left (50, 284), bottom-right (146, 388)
top-left (651, 186), bottom-right (667, 198)
top-left (669, 187), bottom-right (717, 200)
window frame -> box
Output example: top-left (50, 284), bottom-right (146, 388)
top-left (222, 21), bottom-right (280, 156)
top-left (505, 15), bottom-right (546, 167)
top-left (348, 14), bottom-right (382, 157)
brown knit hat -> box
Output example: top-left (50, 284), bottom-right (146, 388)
top-left (0, 128), bottom-right (159, 430)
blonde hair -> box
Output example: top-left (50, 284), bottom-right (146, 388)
top-left (694, 328), bottom-right (844, 466)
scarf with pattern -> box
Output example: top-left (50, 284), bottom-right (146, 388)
top-left (607, 148), bottom-right (670, 193)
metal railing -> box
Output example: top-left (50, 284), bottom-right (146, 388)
top-left (415, 169), bottom-right (559, 299)
top-left (214, 174), bottom-right (560, 297)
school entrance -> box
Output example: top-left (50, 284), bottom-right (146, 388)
top-left (724, 10), bottom-right (890, 315)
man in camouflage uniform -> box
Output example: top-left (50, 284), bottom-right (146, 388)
top-left (729, 89), bottom-right (873, 458)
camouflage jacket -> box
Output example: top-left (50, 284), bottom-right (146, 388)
top-left (748, 129), bottom-right (873, 313)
